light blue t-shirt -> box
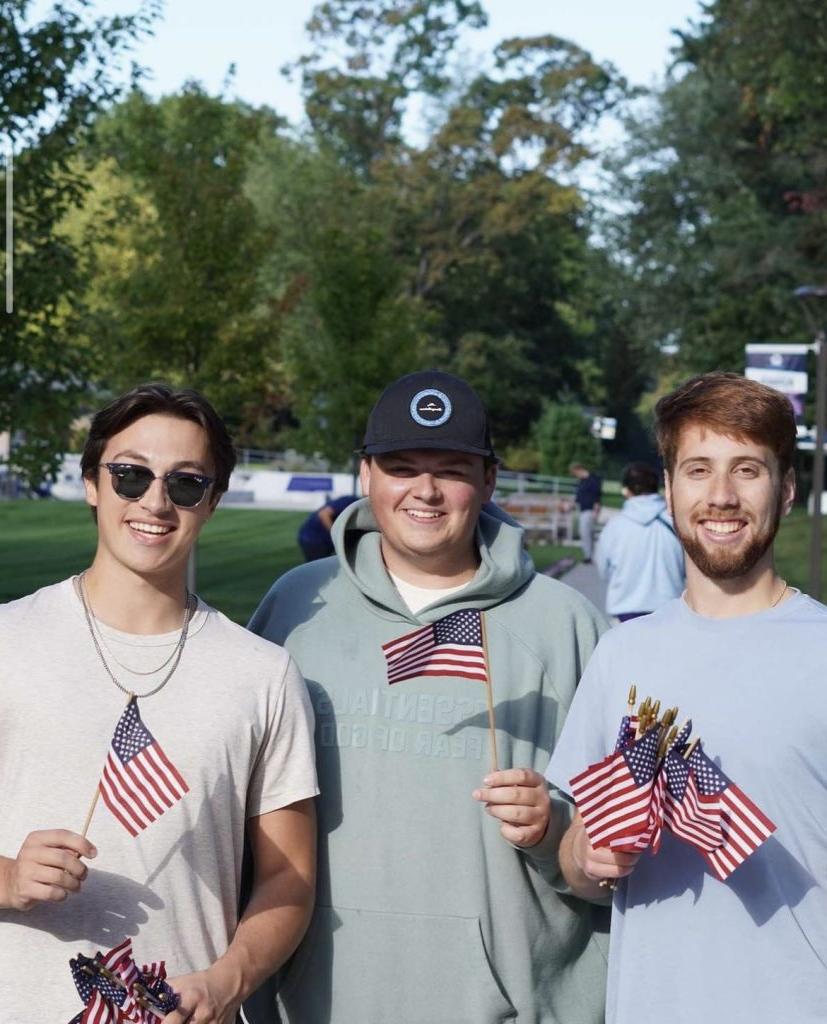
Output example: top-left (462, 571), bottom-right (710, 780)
top-left (546, 592), bottom-right (827, 1024)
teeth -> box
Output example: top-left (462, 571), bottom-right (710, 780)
top-left (703, 521), bottom-right (742, 535)
top-left (407, 509), bottom-right (442, 520)
top-left (129, 522), bottom-right (172, 535)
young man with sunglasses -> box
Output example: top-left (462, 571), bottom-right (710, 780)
top-left (0, 383), bottom-right (318, 1024)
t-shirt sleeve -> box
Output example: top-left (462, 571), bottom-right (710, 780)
top-left (545, 639), bottom-right (612, 799)
top-left (246, 655), bottom-right (319, 817)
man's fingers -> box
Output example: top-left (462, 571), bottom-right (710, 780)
top-left (480, 768), bottom-right (543, 789)
top-left (485, 802), bottom-right (539, 825)
top-left (23, 830), bottom-right (97, 860)
top-left (31, 865), bottom-right (83, 892)
top-left (26, 848), bottom-right (89, 878)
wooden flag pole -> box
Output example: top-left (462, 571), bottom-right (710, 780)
top-left (480, 611), bottom-right (499, 774)
top-left (81, 691), bottom-right (134, 839)
top-left (80, 787), bottom-right (101, 841)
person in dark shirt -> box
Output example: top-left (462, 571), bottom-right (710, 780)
top-left (570, 463), bottom-right (602, 563)
top-left (297, 494), bottom-right (359, 561)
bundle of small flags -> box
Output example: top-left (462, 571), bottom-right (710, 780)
top-left (569, 686), bottom-right (776, 881)
top-left (66, 938), bottom-right (178, 1023)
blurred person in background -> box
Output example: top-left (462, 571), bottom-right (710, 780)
top-left (297, 494), bottom-right (359, 561)
top-left (595, 461), bottom-right (684, 621)
top-left (570, 462), bottom-right (602, 563)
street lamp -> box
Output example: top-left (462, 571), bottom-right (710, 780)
top-left (794, 285), bottom-right (827, 600)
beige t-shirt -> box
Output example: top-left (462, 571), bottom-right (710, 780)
top-left (0, 579), bottom-right (318, 1024)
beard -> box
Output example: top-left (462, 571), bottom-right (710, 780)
top-left (675, 495), bottom-right (783, 581)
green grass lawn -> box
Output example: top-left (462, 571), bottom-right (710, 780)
top-left (3, 500), bottom-right (820, 623)
top-left (0, 501), bottom-right (579, 623)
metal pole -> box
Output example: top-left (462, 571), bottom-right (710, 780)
top-left (810, 331), bottom-right (826, 600)
top-left (187, 546), bottom-right (197, 596)
top-left (5, 136), bottom-right (12, 314)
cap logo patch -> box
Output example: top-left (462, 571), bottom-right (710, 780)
top-left (410, 388), bottom-right (452, 427)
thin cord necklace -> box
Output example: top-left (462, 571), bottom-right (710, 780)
top-left (77, 572), bottom-right (196, 699)
top-left (683, 577), bottom-right (789, 613)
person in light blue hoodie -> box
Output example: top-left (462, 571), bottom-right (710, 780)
top-left (595, 462), bottom-right (684, 620)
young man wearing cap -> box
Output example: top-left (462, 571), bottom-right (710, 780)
top-left (250, 370), bottom-right (610, 1024)
top-left (547, 373), bottom-right (827, 1022)
top-left (0, 384), bottom-right (318, 1024)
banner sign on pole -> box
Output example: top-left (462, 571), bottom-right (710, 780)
top-left (745, 342), bottom-right (810, 422)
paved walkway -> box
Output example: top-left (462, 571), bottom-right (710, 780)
top-left (559, 559), bottom-right (608, 614)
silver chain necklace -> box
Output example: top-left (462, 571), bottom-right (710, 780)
top-left (77, 572), bottom-right (196, 699)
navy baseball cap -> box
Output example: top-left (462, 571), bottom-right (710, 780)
top-left (360, 370), bottom-right (495, 457)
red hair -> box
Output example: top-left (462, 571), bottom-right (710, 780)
top-left (655, 372), bottom-right (796, 476)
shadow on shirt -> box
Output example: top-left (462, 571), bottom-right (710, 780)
top-left (624, 830), bottom-right (817, 929)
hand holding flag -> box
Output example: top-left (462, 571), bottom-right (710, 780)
top-left (570, 689), bottom-right (776, 884)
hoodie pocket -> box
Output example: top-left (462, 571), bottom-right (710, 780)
top-left (279, 904), bottom-right (517, 1024)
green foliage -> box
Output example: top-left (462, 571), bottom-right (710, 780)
top-left (248, 139), bottom-right (432, 463)
top-left (0, 0), bottom-right (157, 485)
top-left (612, 0), bottom-right (827, 384)
top-left (533, 401), bottom-right (600, 477)
top-left (79, 86), bottom-right (283, 441)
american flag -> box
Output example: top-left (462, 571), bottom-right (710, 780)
top-left (663, 747), bottom-right (725, 853)
top-left (99, 698), bottom-right (189, 837)
top-left (70, 958), bottom-right (125, 1024)
top-left (614, 714), bottom-right (639, 752)
top-left (683, 744), bottom-right (776, 880)
top-left (382, 609), bottom-right (488, 684)
top-left (570, 725), bottom-right (663, 852)
top-left (68, 940), bottom-right (171, 1024)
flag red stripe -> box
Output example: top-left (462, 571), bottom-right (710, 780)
top-left (143, 741), bottom-right (189, 796)
top-left (382, 625), bottom-right (432, 655)
top-left (389, 642), bottom-right (486, 665)
top-left (387, 645), bottom-right (486, 675)
top-left (123, 756), bottom-right (167, 815)
top-left (132, 748), bottom-right (176, 807)
top-left (100, 761), bottom-right (146, 835)
top-left (129, 752), bottom-right (174, 809)
top-left (384, 637), bottom-right (435, 667)
top-left (104, 753), bottom-right (157, 828)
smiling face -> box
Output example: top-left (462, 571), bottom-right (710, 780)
top-left (360, 448), bottom-right (496, 584)
top-left (83, 413), bottom-right (216, 585)
top-left (665, 424), bottom-right (795, 581)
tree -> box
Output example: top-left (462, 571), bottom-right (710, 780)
top-left (533, 400), bottom-right (600, 477)
top-left (283, 2), bottom-right (628, 452)
top-left (0, 0), bottom-right (157, 485)
top-left (248, 139), bottom-right (432, 463)
top-left (610, 0), bottom-right (827, 379)
top-left (81, 86), bottom-right (284, 442)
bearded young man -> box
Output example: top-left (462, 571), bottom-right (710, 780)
top-left (250, 370), bottom-right (611, 1024)
top-left (0, 384), bottom-right (318, 1024)
top-left (547, 372), bottom-right (827, 1023)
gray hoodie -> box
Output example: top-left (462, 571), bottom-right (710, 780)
top-left (249, 499), bottom-right (610, 1024)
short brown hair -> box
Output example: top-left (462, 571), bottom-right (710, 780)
top-left (81, 383), bottom-right (236, 495)
top-left (655, 372), bottom-right (796, 477)
top-left (622, 462), bottom-right (660, 495)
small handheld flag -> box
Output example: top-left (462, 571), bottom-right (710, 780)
top-left (382, 609), bottom-right (488, 684)
top-left (98, 697), bottom-right (189, 837)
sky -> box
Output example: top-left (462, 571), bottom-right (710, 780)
top-left (77, 0), bottom-right (706, 124)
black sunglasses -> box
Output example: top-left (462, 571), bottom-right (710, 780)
top-left (102, 462), bottom-right (214, 509)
